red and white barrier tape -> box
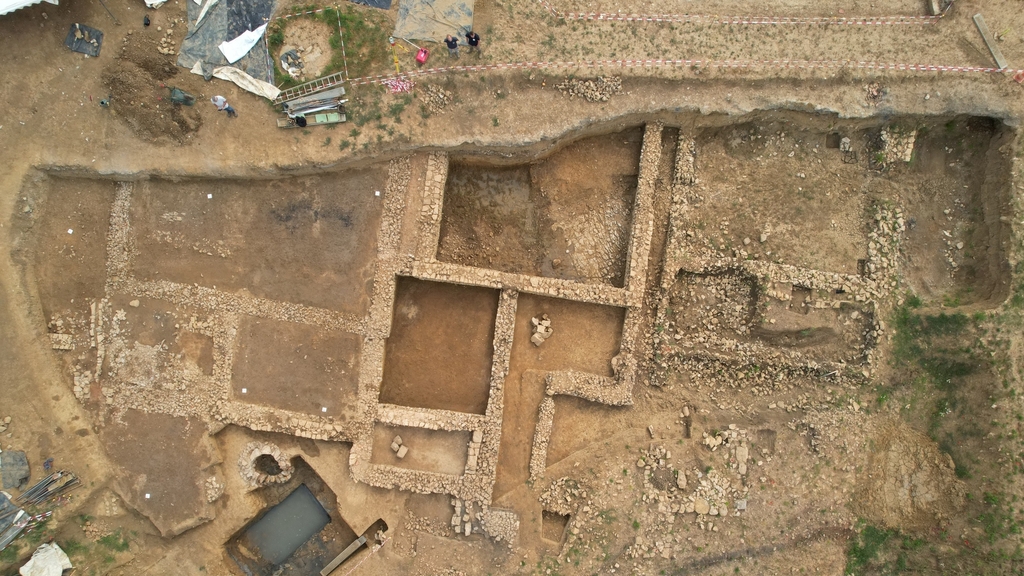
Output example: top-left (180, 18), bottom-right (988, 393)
top-left (535, 0), bottom-right (949, 25)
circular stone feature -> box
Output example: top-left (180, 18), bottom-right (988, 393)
top-left (238, 441), bottom-right (293, 488)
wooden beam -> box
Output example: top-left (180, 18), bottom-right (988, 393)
top-left (320, 535), bottom-right (367, 576)
top-left (973, 13), bottom-right (1008, 70)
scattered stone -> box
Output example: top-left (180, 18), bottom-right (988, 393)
top-left (397, 445), bottom-right (409, 459)
top-left (129, 299), bottom-right (140, 307)
top-left (556, 76), bottom-right (622, 102)
top-left (422, 84), bottom-right (453, 114)
top-left (694, 497), bottom-right (710, 515)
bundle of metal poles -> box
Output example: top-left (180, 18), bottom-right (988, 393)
top-left (281, 86), bottom-right (347, 118)
top-left (15, 471), bottom-right (81, 506)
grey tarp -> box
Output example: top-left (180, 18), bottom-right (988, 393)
top-left (0, 451), bottom-right (29, 490)
top-left (393, 0), bottom-right (473, 43)
top-left (177, 0), bottom-right (275, 82)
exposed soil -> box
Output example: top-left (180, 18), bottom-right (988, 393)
top-left (278, 19), bottom-right (334, 80)
top-left (18, 175), bottom-right (114, 322)
top-left (3, 0), bottom-right (1024, 573)
top-left (231, 316), bottom-right (361, 421)
top-left (438, 128), bottom-right (641, 286)
top-left (102, 29), bottom-right (202, 144)
top-left (370, 424), bottom-right (471, 476)
top-left (378, 277), bottom-right (499, 415)
top-left (99, 409), bottom-right (216, 537)
top-left (492, 294), bottom-right (625, 500)
top-left (130, 170), bottom-right (385, 315)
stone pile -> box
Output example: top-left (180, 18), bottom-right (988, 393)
top-left (204, 476), bottom-right (224, 503)
top-left (530, 314), bottom-right (553, 346)
top-left (866, 203), bottom-right (905, 285)
top-left (50, 333), bottom-right (73, 350)
top-left (481, 508), bottom-right (519, 547)
top-left (0, 415), bottom-right (11, 434)
top-left (391, 435), bottom-right (409, 459)
top-left (673, 137), bottom-right (697, 187)
top-left (157, 21), bottom-right (179, 56)
top-left (555, 76), bottom-right (622, 102)
top-left (865, 82), bottom-right (886, 104)
top-left (879, 126), bottom-right (917, 166)
top-left (423, 84), bottom-right (453, 114)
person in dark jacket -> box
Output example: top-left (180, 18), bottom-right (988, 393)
top-left (465, 30), bottom-right (480, 53)
top-left (444, 35), bottom-right (459, 58)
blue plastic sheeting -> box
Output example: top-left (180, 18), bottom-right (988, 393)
top-left (394, 0), bottom-right (474, 42)
top-left (351, 0), bottom-right (391, 9)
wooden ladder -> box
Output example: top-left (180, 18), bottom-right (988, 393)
top-left (275, 72), bottom-right (347, 105)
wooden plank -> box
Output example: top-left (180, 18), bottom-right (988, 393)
top-left (320, 536), bottom-right (366, 576)
top-left (973, 13), bottom-right (1008, 70)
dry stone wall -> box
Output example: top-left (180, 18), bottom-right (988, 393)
top-left (65, 121), bottom-right (671, 547)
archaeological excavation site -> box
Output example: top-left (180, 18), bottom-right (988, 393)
top-left (2, 0), bottom-right (1024, 575)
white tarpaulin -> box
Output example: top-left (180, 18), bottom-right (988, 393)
top-left (190, 62), bottom-right (281, 100)
top-left (19, 543), bottom-right (72, 576)
top-left (144, 0), bottom-right (167, 9)
top-left (218, 23), bottom-right (266, 64)
top-left (0, 0), bottom-right (56, 16)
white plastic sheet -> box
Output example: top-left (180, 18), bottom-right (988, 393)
top-left (19, 543), bottom-right (72, 576)
top-left (218, 23), bottom-right (266, 64)
top-left (190, 62), bottom-right (281, 100)
top-left (0, 0), bottom-right (57, 16)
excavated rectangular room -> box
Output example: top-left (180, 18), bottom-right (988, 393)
top-left (378, 277), bottom-right (499, 415)
top-left (128, 169), bottom-right (386, 315)
top-left (231, 316), bottom-right (362, 423)
top-left (436, 128), bottom-right (643, 287)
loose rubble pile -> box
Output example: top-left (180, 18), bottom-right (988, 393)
top-left (423, 84), bottom-right (453, 114)
top-left (865, 82), bottom-right (886, 105)
top-left (530, 314), bottom-right (553, 346)
top-left (204, 476), bottom-right (224, 503)
top-left (878, 126), bottom-right (918, 166)
top-left (556, 76), bottom-right (622, 102)
top-left (156, 21), bottom-right (181, 56)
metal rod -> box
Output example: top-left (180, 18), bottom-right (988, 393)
top-left (337, 6), bottom-right (350, 81)
top-left (96, 0), bottom-right (121, 25)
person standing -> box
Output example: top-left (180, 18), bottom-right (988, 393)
top-left (465, 30), bottom-right (480, 54)
top-left (444, 35), bottom-right (459, 58)
top-left (210, 95), bottom-right (237, 118)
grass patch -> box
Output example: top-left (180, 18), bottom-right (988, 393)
top-left (845, 523), bottom-right (900, 574)
top-left (269, 4), bottom-right (392, 90)
top-left (0, 541), bottom-right (19, 563)
top-left (61, 538), bottom-right (88, 556)
top-left (98, 529), bottom-right (130, 552)
top-left (978, 492), bottom-right (1022, 544)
